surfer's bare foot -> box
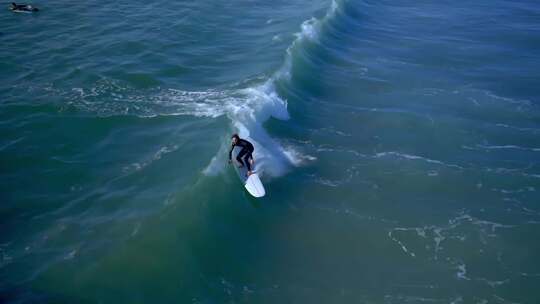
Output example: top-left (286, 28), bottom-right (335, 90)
top-left (247, 171), bottom-right (253, 176)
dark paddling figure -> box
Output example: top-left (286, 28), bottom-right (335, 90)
top-left (228, 134), bottom-right (255, 176)
top-left (10, 2), bottom-right (39, 12)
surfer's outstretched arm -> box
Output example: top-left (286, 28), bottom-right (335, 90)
top-left (228, 144), bottom-right (234, 163)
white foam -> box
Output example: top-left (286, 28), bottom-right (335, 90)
top-left (484, 91), bottom-right (532, 107)
top-left (200, 81), bottom-right (295, 177)
top-left (296, 18), bottom-right (320, 42)
top-left (203, 1), bottom-right (344, 177)
top-left (51, 0), bottom-right (341, 179)
top-left (64, 249), bottom-right (78, 260)
top-left (123, 144), bottom-right (179, 173)
top-left (281, 145), bottom-right (317, 166)
top-left (65, 84), bottom-right (233, 118)
top-left (374, 151), bottom-right (464, 170)
top-left (453, 261), bottom-right (470, 280)
top-left (475, 144), bottom-right (540, 152)
top-left (494, 123), bottom-right (540, 133)
top-left (388, 230), bottom-right (416, 257)
top-left (131, 222), bottom-right (141, 237)
top-left (202, 140), bottom-right (230, 176)
top-left (478, 278), bottom-right (509, 288)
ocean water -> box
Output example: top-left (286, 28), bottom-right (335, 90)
top-left (1, 0), bottom-right (540, 303)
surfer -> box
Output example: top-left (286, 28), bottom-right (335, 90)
top-left (228, 134), bottom-right (255, 176)
top-left (10, 2), bottom-right (39, 12)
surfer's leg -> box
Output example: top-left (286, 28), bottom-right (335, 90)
top-left (236, 149), bottom-right (247, 167)
top-left (244, 152), bottom-right (252, 171)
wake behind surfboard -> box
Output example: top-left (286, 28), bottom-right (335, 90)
top-left (232, 147), bottom-right (266, 198)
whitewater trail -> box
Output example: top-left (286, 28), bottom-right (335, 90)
top-left (203, 0), bottom-right (341, 178)
top-left (44, 0), bottom-right (342, 178)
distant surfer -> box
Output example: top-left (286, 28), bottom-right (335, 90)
top-left (10, 2), bottom-right (39, 12)
top-left (228, 134), bottom-right (255, 176)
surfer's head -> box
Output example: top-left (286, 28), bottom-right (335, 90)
top-left (231, 133), bottom-right (240, 144)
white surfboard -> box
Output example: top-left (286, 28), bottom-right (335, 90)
top-left (232, 147), bottom-right (266, 198)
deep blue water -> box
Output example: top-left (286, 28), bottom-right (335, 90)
top-left (1, 0), bottom-right (540, 303)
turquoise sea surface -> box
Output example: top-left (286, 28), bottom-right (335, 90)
top-left (1, 0), bottom-right (540, 303)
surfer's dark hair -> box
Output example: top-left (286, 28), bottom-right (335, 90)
top-left (231, 133), bottom-right (240, 141)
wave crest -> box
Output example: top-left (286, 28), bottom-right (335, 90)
top-left (203, 0), bottom-right (343, 177)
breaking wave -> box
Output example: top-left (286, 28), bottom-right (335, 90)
top-left (37, 0), bottom-right (343, 178)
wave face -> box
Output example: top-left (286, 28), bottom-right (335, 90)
top-left (2, 0), bottom-right (540, 303)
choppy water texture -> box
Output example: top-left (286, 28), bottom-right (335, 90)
top-left (1, 0), bottom-right (540, 303)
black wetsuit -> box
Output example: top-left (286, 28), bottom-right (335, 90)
top-left (229, 139), bottom-right (254, 171)
top-left (11, 3), bottom-right (38, 12)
